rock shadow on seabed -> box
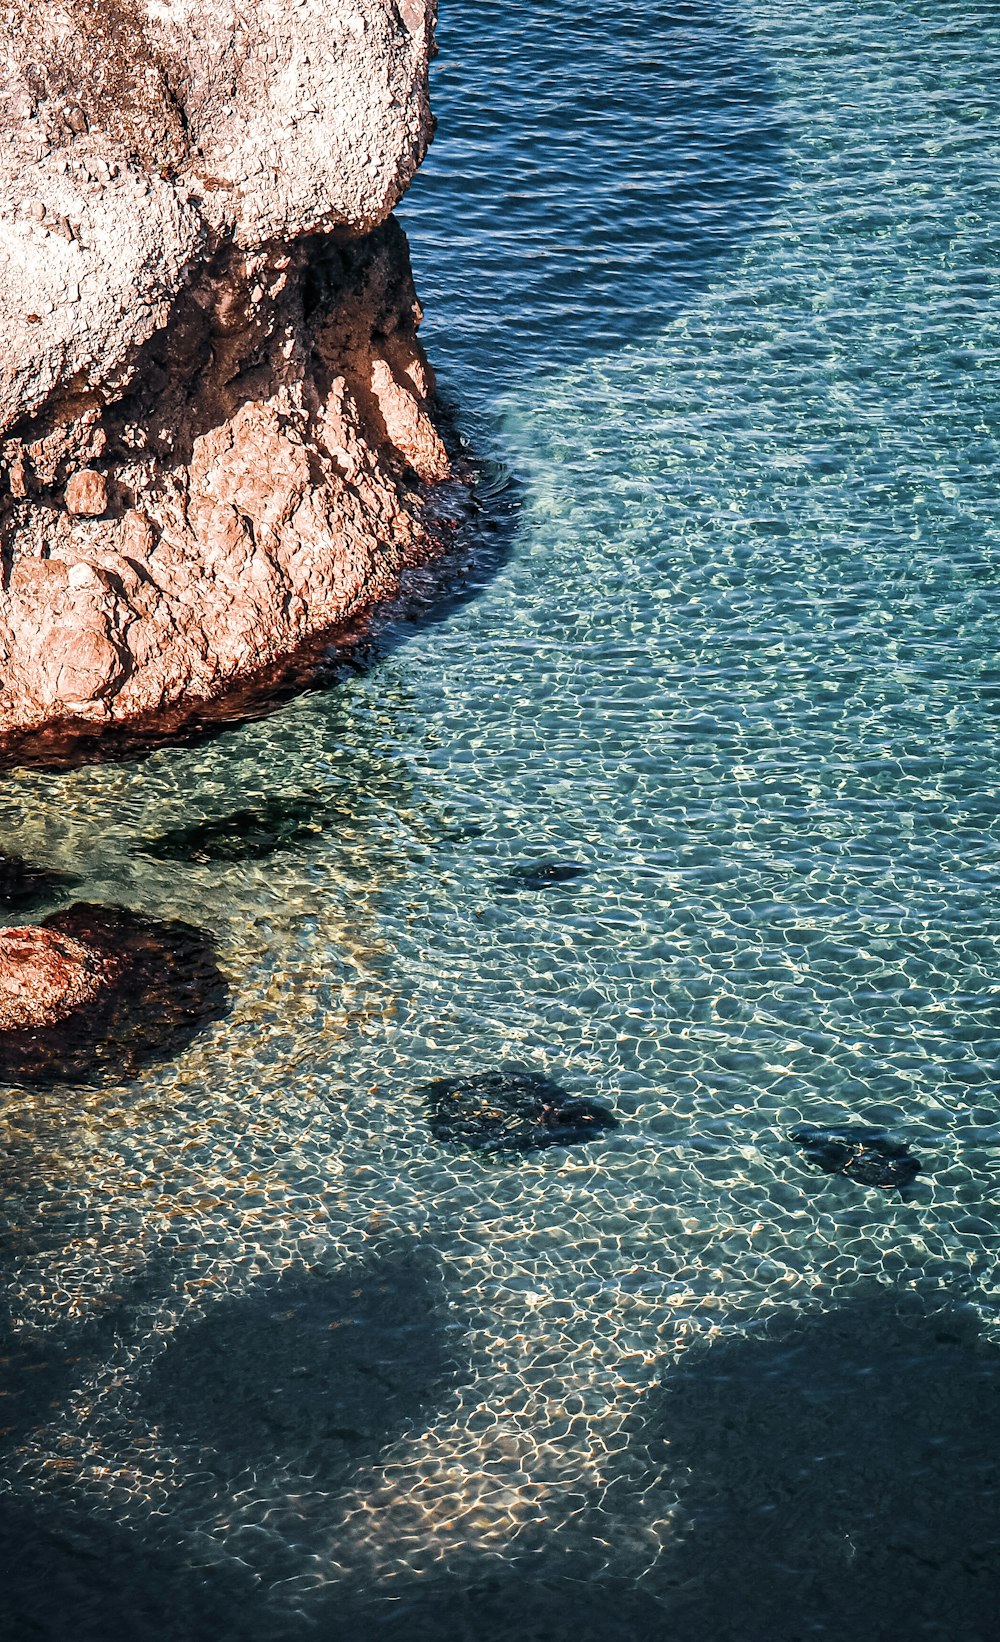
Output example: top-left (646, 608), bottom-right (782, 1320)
top-left (0, 850), bottom-right (78, 911)
top-left (297, 1289), bottom-right (1000, 1642)
top-left (136, 1243), bottom-right (466, 1484)
top-left (0, 1244), bottom-right (467, 1641)
top-left (8, 1284), bottom-right (998, 1642)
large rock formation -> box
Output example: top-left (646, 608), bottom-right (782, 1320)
top-left (0, 1), bottom-right (454, 745)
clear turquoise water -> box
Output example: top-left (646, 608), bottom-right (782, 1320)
top-left (2, 2), bottom-right (999, 1636)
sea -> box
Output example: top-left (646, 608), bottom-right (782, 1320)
top-left (1, 3), bottom-right (998, 1637)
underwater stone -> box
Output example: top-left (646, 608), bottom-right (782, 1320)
top-left (0, 901), bottom-right (229, 1085)
top-left (421, 1067), bottom-right (619, 1155)
top-left (494, 861), bottom-right (589, 894)
top-left (0, 850), bottom-right (76, 910)
top-left (790, 1124), bottom-right (922, 1190)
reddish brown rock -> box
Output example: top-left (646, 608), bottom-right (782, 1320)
top-left (64, 468), bottom-right (108, 517)
top-left (0, 922), bottom-right (122, 1030)
top-left (0, 219), bottom-right (455, 745)
top-left (0, 3), bottom-right (455, 753)
top-left (0, 902), bottom-right (229, 1085)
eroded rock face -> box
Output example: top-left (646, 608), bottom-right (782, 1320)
top-left (0, 2), bottom-right (452, 744)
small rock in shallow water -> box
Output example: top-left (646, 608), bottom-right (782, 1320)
top-left (791, 1124), bottom-right (922, 1190)
top-left (0, 924), bottom-right (123, 1031)
top-left (141, 795), bottom-right (322, 863)
top-left (421, 1067), bottom-right (619, 1154)
top-left (494, 861), bottom-right (589, 894)
top-left (0, 851), bottom-right (76, 910)
top-left (0, 902), bottom-right (229, 1085)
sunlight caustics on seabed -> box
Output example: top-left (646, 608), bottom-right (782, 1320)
top-left (2, 2), bottom-right (999, 1637)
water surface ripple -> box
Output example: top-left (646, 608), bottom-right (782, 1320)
top-left (2, 1), bottom-right (999, 1637)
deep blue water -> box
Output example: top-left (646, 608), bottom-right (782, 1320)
top-left (2, 2), bottom-right (999, 1637)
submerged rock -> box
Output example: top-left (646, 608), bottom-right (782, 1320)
top-left (0, 902), bottom-right (229, 1085)
top-left (422, 1067), bottom-right (619, 1155)
top-left (0, 924), bottom-right (122, 1030)
top-left (142, 796), bottom-right (322, 864)
top-left (494, 861), bottom-right (589, 894)
top-left (790, 1124), bottom-right (922, 1190)
top-left (0, 850), bottom-right (76, 910)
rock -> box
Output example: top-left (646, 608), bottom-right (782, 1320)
top-left (494, 861), bottom-right (589, 894)
top-left (0, 902), bottom-right (229, 1085)
top-left (64, 468), bottom-right (107, 516)
top-left (421, 1067), bottom-right (619, 1155)
top-left (141, 796), bottom-right (321, 864)
top-left (790, 1125), bottom-right (922, 1191)
top-left (0, 850), bottom-right (76, 910)
top-left (0, 923), bottom-right (122, 1030)
top-left (0, 3), bottom-right (457, 751)
top-left (0, 1), bottom-right (437, 434)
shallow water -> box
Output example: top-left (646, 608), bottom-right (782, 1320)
top-left (2, 2), bottom-right (1000, 1637)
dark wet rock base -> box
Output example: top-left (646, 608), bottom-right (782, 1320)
top-left (421, 1067), bottom-right (619, 1155)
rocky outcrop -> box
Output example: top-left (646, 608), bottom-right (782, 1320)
top-left (0, 1), bottom-right (455, 745)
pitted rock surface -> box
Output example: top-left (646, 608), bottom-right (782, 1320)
top-left (0, 2), bottom-right (451, 744)
top-left (0, 0), bottom-right (438, 434)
